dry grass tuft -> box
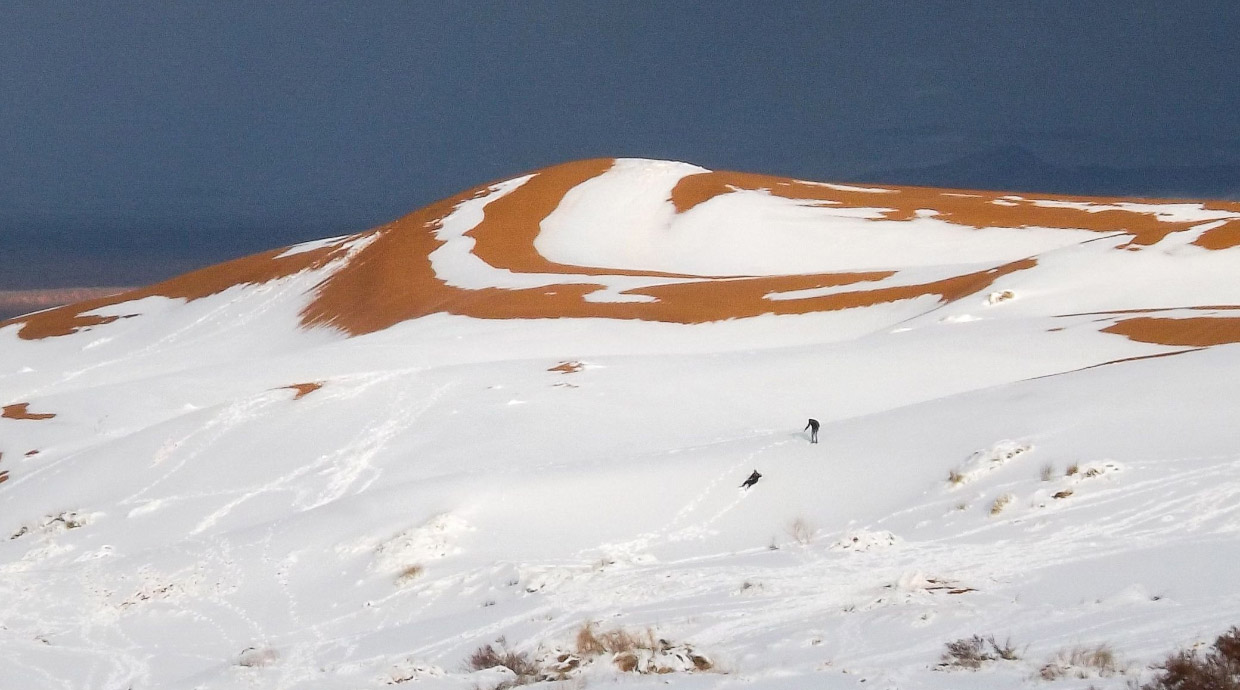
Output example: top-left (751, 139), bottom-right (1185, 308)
top-left (785, 517), bottom-right (818, 546)
top-left (1140, 626), bottom-right (1240, 690)
top-left (575, 622), bottom-right (713, 674)
top-left (1039, 643), bottom-right (1121, 680)
top-left (466, 637), bottom-right (539, 687)
top-left (948, 470), bottom-right (967, 486)
top-left (575, 623), bottom-right (654, 656)
top-left (466, 624), bottom-right (714, 687)
top-left (1040, 463), bottom-right (1055, 481)
top-left (990, 636), bottom-right (1020, 661)
top-left (395, 564), bottom-right (424, 585)
top-left (1066, 463), bottom-right (1080, 476)
top-left (990, 493), bottom-right (1014, 516)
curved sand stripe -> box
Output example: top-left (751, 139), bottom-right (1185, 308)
top-left (671, 170), bottom-right (1240, 248)
top-left (1, 243), bottom-right (356, 340)
top-left (5, 158), bottom-right (1239, 343)
top-left (1104, 316), bottom-right (1240, 347)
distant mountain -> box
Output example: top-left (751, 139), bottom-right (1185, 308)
top-left (863, 144), bottom-right (1240, 200)
top-left (0, 287), bottom-right (131, 322)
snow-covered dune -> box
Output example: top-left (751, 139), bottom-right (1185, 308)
top-left (2, 158), bottom-right (1239, 689)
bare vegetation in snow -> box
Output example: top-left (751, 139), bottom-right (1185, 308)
top-left (1139, 626), bottom-right (1240, 690)
top-left (938, 634), bottom-right (1021, 670)
top-left (1038, 643), bottom-right (1123, 680)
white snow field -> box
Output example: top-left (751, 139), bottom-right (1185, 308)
top-left (3, 158), bottom-right (1240, 689)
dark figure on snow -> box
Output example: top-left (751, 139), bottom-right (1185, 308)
top-left (804, 418), bottom-right (820, 444)
top-left (740, 470), bottom-right (762, 490)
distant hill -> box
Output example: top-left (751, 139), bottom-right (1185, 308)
top-left (863, 145), bottom-right (1240, 200)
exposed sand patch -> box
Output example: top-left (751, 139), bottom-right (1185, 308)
top-left (8, 159), bottom-right (1237, 342)
top-left (299, 159), bottom-right (1037, 335)
top-left (670, 170), bottom-right (1240, 248)
top-left (2, 403), bottom-right (56, 420)
top-left (1192, 219), bottom-right (1240, 250)
top-left (1103, 316), bottom-right (1240, 347)
top-left (283, 382), bottom-right (324, 400)
top-left (0, 471), bottom-right (8, 485)
top-left (466, 159), bottom-right (699, 279)
top-left (0, 242), bottom-right (354, 340)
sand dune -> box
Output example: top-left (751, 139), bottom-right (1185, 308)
top-left (4, 158), bottom-right (1239, 345)
top-left (5, 159), bottom-right (1240, 690)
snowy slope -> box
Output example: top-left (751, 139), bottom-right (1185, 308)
top-left (2, 158), bottom-right (1240, 690)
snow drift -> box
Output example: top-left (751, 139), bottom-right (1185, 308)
top-left (2, 158), bottom-right (1240, 689)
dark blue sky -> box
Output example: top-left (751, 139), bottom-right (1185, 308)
top-left (2, 2), bottom-right (1238, 288)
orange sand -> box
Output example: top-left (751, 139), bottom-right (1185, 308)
top-left (5, 159), bottom-right (1239, 344)
top-left (298, 160), bottom-right (1035, 335)
top-left (1192, 219), bottom-right (1240, 250)
top-left (2, 403), bottom-right (56, 420)
top-left (671, 170), bottom-right (1240, 248)
top-left (283, 382), bottom-right (324, 400)
top-left (1103, 317), bottom-right (1240, 347)
top-left (1, 243), bottom-right (352, 340)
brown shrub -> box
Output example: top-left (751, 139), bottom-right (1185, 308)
top-left (574, 623), bottom-right (653, 656)
top-left (466, 637), bottom-right (539, 684)
top-left (1141, 627), bottom-right (1240, 690)
top-left (940, 635), bottom-right (990, 670)
top-left (574, 622), bottom-right (712, 674)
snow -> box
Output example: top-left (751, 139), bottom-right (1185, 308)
top-left (535, 160), bottom-right (1102, 276)
top-left (275, 235), bottom-right (350, 259)
top-left (1030, 198), bottom-right (1240, 223)
top-left (2, 158), bottom-right (1239, 689)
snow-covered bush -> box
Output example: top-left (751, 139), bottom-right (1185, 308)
top-left (938, 635), bottom-right (1020, 670)
top-left (464, 624), bottom-right (714, 688)
top-left (574, 623), bottom-right (712, 674)
top-left (237, 646), bottom-right (279, 667)
top-left (465, 637), bottom-right (538, 689)
top-left (1038, 643), bottom-right (1122, 680)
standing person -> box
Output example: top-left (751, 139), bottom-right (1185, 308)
top-left (804, 418), bottom-right (819, 444)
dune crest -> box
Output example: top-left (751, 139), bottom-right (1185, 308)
top-left (5, 158), bottom-right (1240, 345)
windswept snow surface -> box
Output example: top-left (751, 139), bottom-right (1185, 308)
top-left (2, 159), bottom-right (1240, 689)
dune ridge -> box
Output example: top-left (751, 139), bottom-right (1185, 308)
top-left (4, 158), bottom-right (1240, 346)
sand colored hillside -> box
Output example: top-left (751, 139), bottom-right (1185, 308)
top-left (4, 158), bottom-right (1240, 345)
